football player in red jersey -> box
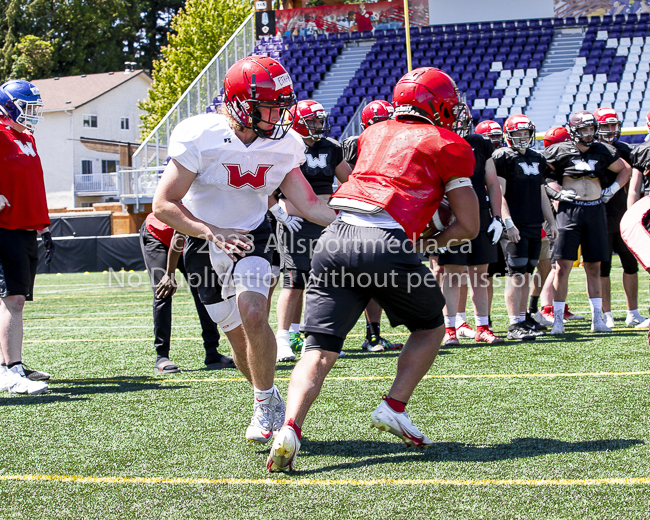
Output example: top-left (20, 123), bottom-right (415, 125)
top-left (274, 99), bottom-right (352, 362)
top-left (153, 56), bottom-right (336, 445)
top-left (342, 99), bottom-right (403, 352)
top-left (267, 68), bottom-right (480, 472)
top-left (0, 80), bottom-right (53, 395)
top-left (545, 110), bottom-right (631, 335)
top-left (592, 108), bottom-right (642, 328)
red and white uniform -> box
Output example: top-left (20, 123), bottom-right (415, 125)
top-left (145, 212), bottom-right (174, 247)
top-left (330, 120), bottom-right (475, 239)
top-left (168, 113), bottom-right (305, 230)
top-left (0, 124), bottom-right (49, 231)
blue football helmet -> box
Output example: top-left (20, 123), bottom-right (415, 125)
top-left (0, 80), bottom-right (44, 132)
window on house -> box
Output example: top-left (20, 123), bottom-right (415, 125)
top-left (83, 115), bottom-right (97, 128)
top-left (102, 160), bottom-right (118, 173)
top-left (121, 117), bottom-right (129, 130)
top-left (81, 160), bottom-right (93, 174)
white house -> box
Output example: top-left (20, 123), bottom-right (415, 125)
top-left (31, 69), bottom-right (152, 209)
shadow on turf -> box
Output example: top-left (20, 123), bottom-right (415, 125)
top-left (285, 437), bottom-right (644, 474)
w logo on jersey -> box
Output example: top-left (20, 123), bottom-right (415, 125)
top-left (15, 141), bottom-right (36, 157)
top-left (571, 159), bottom-right (599, 171)
top-left (520, 162), bottom-right (540, 176)
top-left (224, 163), bottom-right (271, 189)
top-left (305, 153), bottom-right (328, 169)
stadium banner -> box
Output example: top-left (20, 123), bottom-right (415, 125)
top-left (554, 0), bottom-right (650, 18)
top-left (256, 10), bottom-right (276, 38)
top-left (275, 0), bottom-right (429, 37)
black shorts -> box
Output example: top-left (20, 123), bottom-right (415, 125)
top-left (488, 237), bottom-right (507, 277)
top-left (501, 224), bottom-right (542, 276)
top-left (266, 212), bottom-right (281, 269)
top-left (0, 228), bottom-right (38, 301)
top-left (601, 229), bottom-right (639, 276)
top-left (278, 219), bottom-right (325, 289)
top-left (438, 229), bottom-right (497, 267)
top-left (183, 219), bottom-right (273, 305)
top-left (301, 219), bottom-right (445, 353)
top-left (554, 200), bottom-right (608, 263)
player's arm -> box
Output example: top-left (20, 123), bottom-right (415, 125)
top-left (628, 167), bottom-right (644, 207)
top-left (153, 159), bottom-right (252, 260)
top-left (0, 194), bottom-right (9, 211)
top-left (334, 159), bottom-right (352, 184)
top-left (497, 176), bottom-right (520, 243)
top-left (485, 158), bottom-right (502, 218)
top-left (540, 185), bottom-right (558, 241)
top-left (429, 178), bottom-right (479, 249)
top-left (156, 232), bottom-right (185, 299)
top-left (601, 157), bottom-right (632, 203)
top-left (279, 166), bottom-right (337, 227)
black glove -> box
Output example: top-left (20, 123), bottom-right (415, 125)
top-left (42, 231), bottom-right (55, 265)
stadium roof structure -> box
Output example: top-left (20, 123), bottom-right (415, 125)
top-left (31, 70), bottom-right (151, 112)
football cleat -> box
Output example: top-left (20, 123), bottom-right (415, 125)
top-left (5, 368), bottom-right (48, 395)
top-left (361, 337), bottom-right (385, 353)
top-left (532, 310), bottom-right (553, 327)
top-left (272, 388), bottom-right (286, 433)
top-left (564, 305), bottom-right (584, 321)
top-left (267, 424), bottom-right (301, 472)
top-left (635, 318), bottom-right (650, 329)
top-left (371, 397), bottom-right (433, 448)
top-left (591, 313), bottom-right (612, 333)
top-left (455, 322), bottom-right (474, 338)
top-left (22, 365), bottom-right (51, 382)
top-left (506, 324), bottom-right (536, 341)
top-left (443, 327), bottom-right (460, 346)
top-left (474, 325), bottom-right (504, 344)
top-left (276, 341), bottom-right (296, 363)
top-left (549, 319), bottom-right (565, 335)
top-left (604, 313), bottom-right (615, 329)
top-left (289, 332), bottom-right (303, 353)
top-left (246, 396), bottom-right (276, 443)
top-left (625, 313), bottom-right (645, 327)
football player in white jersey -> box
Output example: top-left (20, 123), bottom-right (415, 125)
top-left (153, 56), bottom-right (336, 444)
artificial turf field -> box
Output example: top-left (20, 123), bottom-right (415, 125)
top-left (1, 260), bottom-right (650, 519)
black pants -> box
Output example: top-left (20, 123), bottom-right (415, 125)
top-left (139, 225), bottom-right (220, 358)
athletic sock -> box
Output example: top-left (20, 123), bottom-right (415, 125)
top-left (385, 395), bottom-right (407, 413)
top-left (509, 315), bottom-right (519, 325)
top-left (528, 295), bottom-right (539, 314)
top-left (519, 312), bottom-right (526, 323)
top-left (444, 316), bottom-right (456, 329)
top-left (289, 323), bottom-right (300, 334)
top-left (276, 329), bottom-right (290, 348)
top-left (476, 315), bottom-right (489, 327)
top-left (7, 361), bottom-right (22, 371)
top-left (589, 297), bottom-right (603, 319)
top-left (456, 312), bottom-right (467, 324)
top-left (284, 418), bottom-right (302, 440)
top-left (254, 386), bottom-right (275, 405)
top-left (367, 321), bottom-right (381, 340)
top-left (553, 301), bottom-right (566, 322)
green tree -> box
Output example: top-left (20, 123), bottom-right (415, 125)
top-left (10, 35), bottom-right (54, 80)
top-left (139, 0), bottom-right (251, 137)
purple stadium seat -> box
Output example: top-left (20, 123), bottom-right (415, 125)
top-left (478, 88), bottom-right (490, 99)
top-left (342, 105), bottom-right (355, 117)
top-left (380, 85), bottom-right (392, 96)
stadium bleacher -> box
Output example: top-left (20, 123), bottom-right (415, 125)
top-left (210, 13), bottom-right (650, 142)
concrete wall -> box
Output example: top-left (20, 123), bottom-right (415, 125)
top-left (428, 0), bottom-right (554, 25)
top-left (38, 72), bottom-right (151, 209)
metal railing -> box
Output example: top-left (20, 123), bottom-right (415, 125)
top-left (75, 173), bottom-right (118, 195)
top-left (339, 98), bottom-right (368, 141)
top-left (117, 167), bottom-right (163, 212)
top-left (128, 12), bottom-right (255, 171)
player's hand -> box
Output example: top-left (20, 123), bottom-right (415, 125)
top-left (205, 226), bottom-right (252, 261)
top-left (506, 225), bottom-right (520, 243)
top-left (601, 182), bottom-right (621, 204)
top-left (155, 273), bottom-right (178, 299)
top-left (487, 216), bottom-right (504, 245)
top-left (0, 195), bottom-right (10, 212)
top-left (547, 223), bottom-right (559, 242)
top-left (558, 189), bottom-right (578, 202)
top-left (42, 231), bottom-right (55, 265)
top-left (270, 203), bottom-right (303, 233)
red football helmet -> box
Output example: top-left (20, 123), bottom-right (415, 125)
top-left (292, 99), bottom-right (329, 141)
top-left (593, 107), bottom-right (621, 143)
top-left (543, 126), bottom-right (571, 148)
top-left (567, 110), bottom-right (597, 147)
top-left (392, 67), bottom-right (470, 132)
top-left (646, 109), bottom-right (650, 133)
top-left (475, 120), bottom-right (504, 148)
top-left (504, 114), bottom-right (535, 152)
top-left (223, 56), bottom-right (296, 139)
top-left (361, 100), bottom-right (394, 129)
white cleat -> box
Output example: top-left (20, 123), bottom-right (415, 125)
top-left (276, 342), bottom-right (295, 363)
top-left (272, 388), bottom-right (285, 434)
top-left (246, 399), bottom-right (275, 444)
top-left (591, 317), bottom-right (612, 333)
top-left (532, 310), bottom-right (553, 327)
top-left (625, 314), bottom-right (645, 327)
top-left (634, 318), bottom-right (650, 329)
top-left (604, 313), bottom-right (615, 329)
top-left (371, 397), bottom-right (433, 448)
top-left (4, 369), bottom-right (48, 395)
top-left (267, 424), bottom-right (301, 472)
top-left (455, 322), bottom-right (474, 338)
top-left (549, 319), bottom-right (565, 335)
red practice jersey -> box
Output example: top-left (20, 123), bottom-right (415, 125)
top-left (0, 123), bottom-right (49, 231)
top-left (332, 119), bottom-right (475, 239)
top-left (145, 212), bottom-right (175, 247)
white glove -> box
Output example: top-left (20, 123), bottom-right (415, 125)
top-left (601, 182), bottom-right (620, 204)
top-left (487, 217), bottom-right (504, 245)
top-left (270, 203), bottom-right (303, 233)
top-left (0, 195), bottom-right (10, 212)
top-left (558, 189), bottom-right (577, 202)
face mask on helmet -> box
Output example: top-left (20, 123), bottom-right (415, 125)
top-left (487, 131), bottom-right (503, 147)
top-left (0, 80), bottom-right (44, 132)
top-left (301, 112), bottom-right (330, 141)
top-left (571, 124), bottom-right (596, 146)
top-left (508, 130), bottom-right (532, 151)
top-left (451, 99), bottom-right (472, 137)
top-left (248, 96), bottom-right (296, 140)
top-left (597, 122), bottom-right (621, 143)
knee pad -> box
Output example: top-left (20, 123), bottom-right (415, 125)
top-left (620, 196), bottom-right (650, 273)
top-left (526, 259), bottom-right (539, 274)
top-left (303, 332), bottom-right (344, 354)
top-left (271, 265), bottom-right (281, 279)
top-left (600, 260), bottom-right (612, 278)
top-left (233, 256), bottom-right (273, 298)
top-left (283, 269), bottom-right (309, 289)
top-left (506, 256), bottom-right (528, 276)
top-left (204, 298), bottom-right (242, 332)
